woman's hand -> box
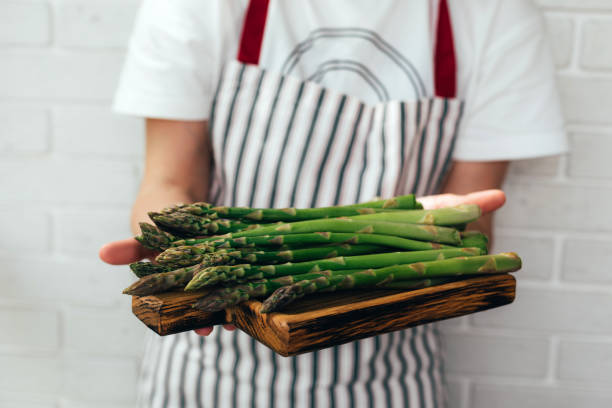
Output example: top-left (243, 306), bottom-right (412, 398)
top-left (418, 189), bottom-right (506, 214)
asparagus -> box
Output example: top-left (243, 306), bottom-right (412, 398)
top-left (185, 247), bottom-right (483, 290)
top-left (460, 231), bottom-right (489, 254)
top-left (156, 242), bottom-right (384, 268)
top-left (129, 262), bottom-right (173, 278)
top-left (260, 252), bottom-right (522, 312)
top-left (190, 219), bottom-right (462, 245)
top-left (161, 195), bottom-right (418, 217)
top-left (173, 232), bottom-right (452, 251)
top-left (155, 248), bottom-right (241, 268)
top-left (123, 262), bottom-right (209, 296)
top-left (348, 204), bottom-right (480, 226)
top-left (135, 223), bottom-right (178, 251)
top-left (149, 211), bottom-right (253, 236)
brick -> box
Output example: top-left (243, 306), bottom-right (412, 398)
top-left (472, 287), bottom-right (612, 334)
top-left (558, 340), bottom-right (612, 384)
top-left (0, 158), bottom-right (137, 205)
top-left (64, 307), bottom-right (147, 357)
top-left (0, 108), bottom-right (49, 153)
top-left (568, 132), bottom-right (612, 179)
top-left (0, 397), bottom-right (56, 408)
top-left (558, 75), bottom-right (612, 125)
top-left (0, 1), bottom-right (50, 45)
top-left (562, 238), bottom-right (612, 284)
top-left (0, 258), bottom-right (133, 307)
top-left (53, 107), bottom-right (144, 157)
top-left (581, 20), bottom-right (612, 70)
top-left (56, 0), bottom-right (140, 49)
top-left (55, 209), bottom-right (131, 255)
top-left (445, 379), bottom-right (465, 408)
top-left (544, 16), bottom-right (574, 68)
top-left (0, 355), bottom-right (60, 393)
top-left (536, 0), bottom-right (612, 10)
top-left (497, 182), bottom-right (612, 232)
top-left (63, 357), bottom-right (138, 402)
top-left (441, 333), bottom-right (548, 377)
top-left (0, 307), bottom-right (59, 351)
top-left (472, 383), bottom-right (612, 408)
top-left (0, 51), bottom-right (124, 101)
top-left (0, 211), bottom-right (49, 253)
top-left (508, 156), bottom-right (560, 178)
top-left (492, 234), bottom-right (554, 280)
top-left (61, 402), bottom-right (133, 408)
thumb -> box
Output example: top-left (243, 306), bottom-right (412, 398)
top-left (99, 238), bottom-right (156, 265)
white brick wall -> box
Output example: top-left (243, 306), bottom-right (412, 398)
top-left (1, 0), bottom-right (611, 406)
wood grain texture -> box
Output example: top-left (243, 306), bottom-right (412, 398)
top-left (132, 274), bottom-right (516, 356)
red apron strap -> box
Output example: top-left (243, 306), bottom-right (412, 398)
top-left (237, 0), bottom-right (270, 64)
top-left (434, 0), bottom-right (457, 98)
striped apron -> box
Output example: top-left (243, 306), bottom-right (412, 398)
top-left (139, 1), bottom-right (464, 407)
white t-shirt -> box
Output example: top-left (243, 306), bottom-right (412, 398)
top-left (114, 0), bottom-right (567, 161)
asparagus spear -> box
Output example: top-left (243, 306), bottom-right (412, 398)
top-left (149, 211), bottom-right (252, 236)
top-left (161, 195), bottom-right (418, 217)
top-left (260, 252), bottom-right (522, 312)
top-left (185, 247), bottom-right (482, 290)
top-left (123, 262), bottom-right (209, 296)
top-left (189, 219), bottom-right (462, 245)
top-left (173, 232), bottom-right (451, 251)
top-left (348, 204), bottom-right (480, 226)
top-left (129, 262), bottom-right (173, 278)
top-left (135, 223), bottom-right (178, 251)
top-left (155, 248), bottom-right (241, 268)
top-left (460, 231), bottom-right (489, 254)
top-left (156, 242), bottom-right (383, 268)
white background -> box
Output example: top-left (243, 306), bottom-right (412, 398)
top-left (0, 0), bottom-right (611, 407)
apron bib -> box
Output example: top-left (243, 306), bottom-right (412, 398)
top-left (140, 1), bottom-right (464, 407)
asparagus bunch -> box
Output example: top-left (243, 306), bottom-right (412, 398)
top-left (122, 194), bottom-right (521, 317)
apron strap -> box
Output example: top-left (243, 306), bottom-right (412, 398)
top-left (237, 0), bottom-right (457, 98)
top-left (434, 0), bottom-right (457, 98)
top-left (237, 0), bottom-right (270, 64)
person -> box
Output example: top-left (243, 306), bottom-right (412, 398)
top-left (100, 0), bottom-right (567, 406)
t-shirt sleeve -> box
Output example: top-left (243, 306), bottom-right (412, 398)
top-left (453, 1), bottom-right (568, 161)
top-left (113, 0), bottom-right (245, 120)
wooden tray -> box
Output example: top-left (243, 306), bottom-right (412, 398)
top-left (132, 274), bottom-right (515, 356)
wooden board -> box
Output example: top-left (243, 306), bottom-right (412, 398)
top-left (132, 274), bottom-right (515, 356)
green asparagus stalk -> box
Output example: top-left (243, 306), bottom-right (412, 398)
top-left (129, 262), bottom-right (173, 278)
top-left (155, 248), bottom-right (242, 268)
top-left (173, 232), bottom-right (452, 251)
top-left (149, 211), bottom-right (253, 236)
top-left (185, 247), bottom-right (482, 290)
top-left (460, 231), bottom-right (489, 254)
top-left (348, 204), bottom-right (481, 226)
top-left (157, 242), bottom-right (384, 268)
top-left (123, 262), bottom-right (209, 296)
top-left (161, 195), bottom-right (418, 217)
top-left (260, 252), bottom-right (522, 312)
top-left (191, 219), bottom-right (461, 245)
top-left (135, 223), bottom-right (178, 251)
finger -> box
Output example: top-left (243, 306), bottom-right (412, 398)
top-left (418, 189), bottom-right (506, 214)
top-left (194, 327), bottom-right (214, 336)
top-left (98, 238), bottom-right (153, 265)
top-left (463, 189), bottom-right (506, 214)
top-left (223, 324), bottom-right (237, 331)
